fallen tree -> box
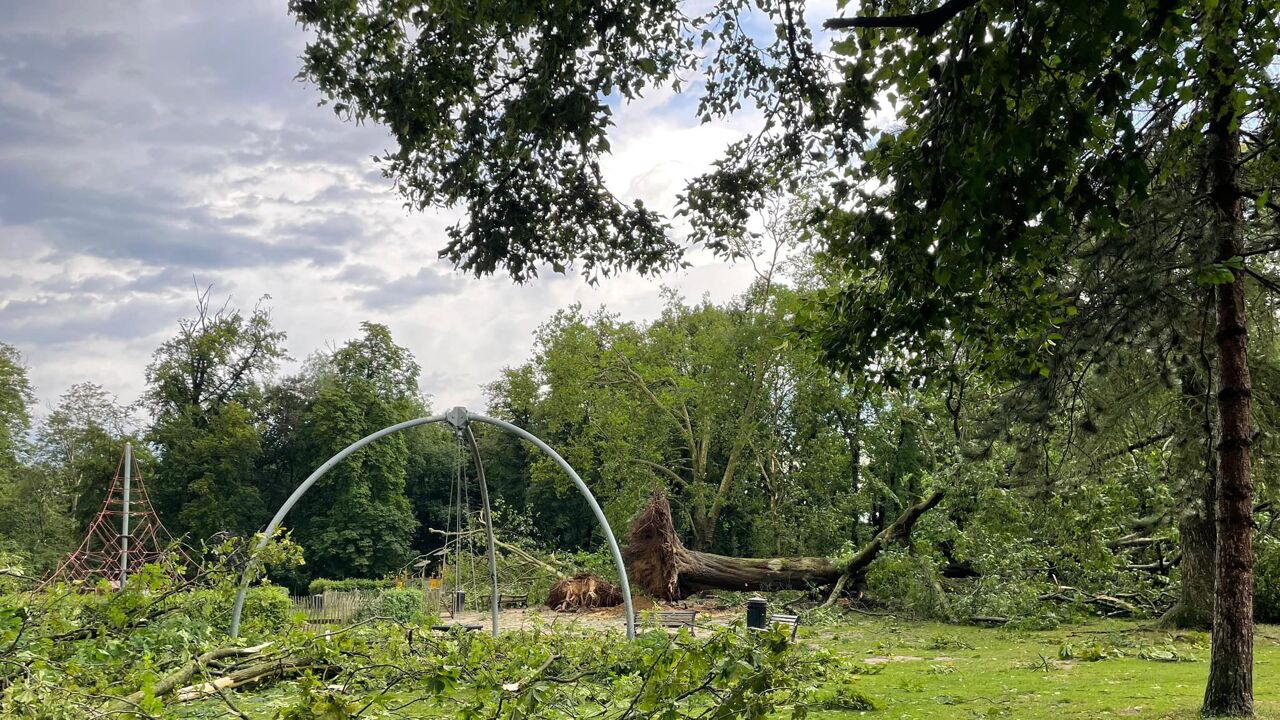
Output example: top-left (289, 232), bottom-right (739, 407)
top-left (624, 489), bottom-right (945, 600)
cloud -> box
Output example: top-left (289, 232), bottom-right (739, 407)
top-left (333, 263), bottom-right (389, 287)
top-left (0, 293), bottom-right (179, 347)
top-left (0, 0), bottom-right (769, 419)
top-left (349, 267), bottom-right (462, 311)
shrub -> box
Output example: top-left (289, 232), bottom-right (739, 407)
top-left (355, 588), bottom-right (431, 624)
top-left (308, 577), bottom-right (394, 595)
top-left (177, 585), bottom-right (294, 636)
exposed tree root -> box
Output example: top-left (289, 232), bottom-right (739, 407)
top-left (545, 573), bottom-right (624, 611)
top-left (624, 489), bottom-right (945, 600)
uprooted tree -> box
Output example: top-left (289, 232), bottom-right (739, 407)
top-left (624, 489), bottom-right (944, 600)
top-left (546, 572), bottom-right (626, 611)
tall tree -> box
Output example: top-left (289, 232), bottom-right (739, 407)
top-left (0, 343), bottom-right (32, 476)
top-left (145, 290), bottom-right (286, 541)
top-left (286, 323), bottom-right (421, 580)
top-left (806, 4), bottom-right (1275, 714)
top-left (34, 383), bottom-right (146, 531)
top-left (518, 294), bottom-right (784, 554)
top-left (0, 343), bottom-right (58, 569)
top-left (1201, 2), bottom-right (1255, 709)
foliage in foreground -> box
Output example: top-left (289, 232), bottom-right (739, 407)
top-left (0, 561), bottom-right (867, 719)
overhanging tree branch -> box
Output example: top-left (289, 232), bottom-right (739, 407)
top-left (823, 0), bottom-right (980, 34)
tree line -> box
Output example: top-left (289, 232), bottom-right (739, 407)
top-left (0, 291), bottom-right (442, 586)
top-left (2, 257), bottom-right (1276, 626)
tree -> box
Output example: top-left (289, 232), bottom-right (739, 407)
top-left (483, 280), bottom-right (894, 559)
top-left (478, 366), bottom-right (540, 517)
top-left (402, 422), bottom-right (458, 562)
top-left (0, 344), bottom-right (59, 569)
top-left (145, 290), bottom-right (286, 541)
top-left (0, 348), bottom-right (76, 571)
top-left (804, 4), bottom-right (1275, 713)
top-left (286, 323), bottom-right (421, 580)
top-left (34, 383), bottom-right (147, 532)
top-left (0, 343), bottom-right (33, 476)
top-left (502, 291), bottom-right (787, 554)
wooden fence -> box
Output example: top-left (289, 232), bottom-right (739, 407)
top-left (290, 585), bottom-right (459, 627)
top-left (289, 590), bottom-right (367, 626)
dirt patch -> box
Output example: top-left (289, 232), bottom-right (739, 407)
top-left (864, 655), bottom-right (925, 664)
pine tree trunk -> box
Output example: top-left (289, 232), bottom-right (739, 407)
top-left (1163, 355), bottom-right (1219, 628)
top-left (1202, 1), bottom-right (1254, 713)
top-left (1164, 495), bottom-right (1216, 628)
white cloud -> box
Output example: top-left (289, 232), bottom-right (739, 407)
top-left (0, 0), bottom-right (768, 418)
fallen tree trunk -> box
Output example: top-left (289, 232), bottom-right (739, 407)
top-left (624, 489), bottom-right (945, 600)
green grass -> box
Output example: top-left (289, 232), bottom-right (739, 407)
top-left (804, 615), bottom-right (1280, 719)
top-left (194, 616), bottom-right (1280, 719)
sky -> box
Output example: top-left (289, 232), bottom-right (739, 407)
top-left (0, 1), bottom-right (844, 419)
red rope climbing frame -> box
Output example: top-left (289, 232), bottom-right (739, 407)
top-left (44, 446), bottom-right (189, 588)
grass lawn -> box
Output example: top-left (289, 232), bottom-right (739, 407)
top-left (806, 615), bottom-right (1280, 719)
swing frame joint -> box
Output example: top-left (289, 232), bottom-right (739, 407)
top-left (445, 406), bottom-right (470, 431)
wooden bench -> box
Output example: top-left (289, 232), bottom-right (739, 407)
top-left (485, 593), bottom-right (529, 609)
top-left (656, 610), bottom-right (698, 635)
top-left (769, 613), bottom-right (800, 641)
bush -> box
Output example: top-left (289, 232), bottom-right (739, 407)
top-left (178, 585), bottom-right (294, 636)
top-left (864, 550), bottom-right (944, 618)
top-left (1256, 535), bottom-right (1280, 623)
top-left (355, 588), bottom-right (431, 624)
top-left (308, 577), bottom-right (394, 595)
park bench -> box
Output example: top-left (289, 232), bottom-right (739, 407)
top-left (656, 610), bottom-right (698, 635)
top-left (485, 593), bottom-right (529, 609)
top-left (768, 613), bottom-right (800, 641)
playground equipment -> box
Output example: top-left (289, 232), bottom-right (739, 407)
top-left (229, 407), bottom-right (635, 639)
top-left (45, 443), bottom-right (187, 588)
top-left (434, 419), bottom-right (496, 630)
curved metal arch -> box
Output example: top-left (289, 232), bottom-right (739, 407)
top-left (228, 409), bottom-right (635, 640)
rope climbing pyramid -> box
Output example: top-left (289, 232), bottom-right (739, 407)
top-left (45, 443), bottom-right (186, 588)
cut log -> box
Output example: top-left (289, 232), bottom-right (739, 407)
top-left (624, 489), bottom-right (944, 600)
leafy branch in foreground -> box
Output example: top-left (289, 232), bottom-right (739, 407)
top-left (1, 545), bottom-right (870, 719)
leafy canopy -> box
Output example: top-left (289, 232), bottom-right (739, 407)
top-left (292, 0), bottom-right (1280, 382)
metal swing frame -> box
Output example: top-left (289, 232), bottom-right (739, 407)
top-left (228, 407), bottom-right (635, 639)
